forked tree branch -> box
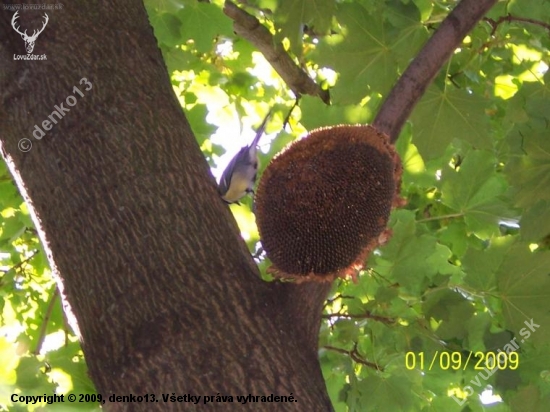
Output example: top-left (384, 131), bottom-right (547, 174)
top-left (323, 343), bottom-right (383, 371)
top-left (372, 0), bottom-right (498, 143)
top-left (484, 14), bottom-right (550, 35)
top-left (223, 0), bottom-right (330, 104)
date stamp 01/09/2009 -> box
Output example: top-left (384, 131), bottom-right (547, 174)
top-left (405, 350), bottom-right (518, 371)
top-left (404, 317), bottom-right (540, 372)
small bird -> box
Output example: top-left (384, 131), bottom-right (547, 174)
top-left (218, 110), bottom-right (272, 204)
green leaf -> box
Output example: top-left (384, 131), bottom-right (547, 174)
top-left (465, 311), bottom-right (492, 351)
top-left (186, 104), bottom-right (217, 147)
top-left (514, 344), bottom-right (550, 396)
top-left (507, 0), bottom-right (550, 25)
top-left (505, 130), bottom-right (550, 208)
top-left (0, 216), bottom-right (26, 244)
top-left (410, 86), bottom-right (493, 160)
top-left (313, 2), bottom-right (397, 104)
top-left (320, 354), bottom-right (349, 412)
top-left (178, 3), bottom-right (233, 53)
top-left (496, 244), bottom-right (550, 345)
top-left (437, 220), bottom-right (470, 258)
top-left (462, 236), bottom-right (515, 293)
top-left (352, 373), bottom-right (416, 412)
top-left (276, 0), bottom-right (336, 56)
top-left (509, 384), bottom-right (550, 412)
top-left (46, 343), bottom-right (95, 393)
top-left (383, 0), bottom-right (428, 67)
top-left (299, 95), bottom-right (374, 129)
top-left (149, 11), bottom-right (183, 47)
top-left (411, 0), bottom-right (433, 21)
top-left (16, 357), bottom-right (55, 392)
top-left (441, 150), bottom-right (515, 238)
top-left (520, 200), bottom-right (550, 242)
top-left (423, 289), bottom-right (475, 340)
top-left (163, 47), bottom-right (201, 73)
top-left (375, 210), bottom-right (460, 295)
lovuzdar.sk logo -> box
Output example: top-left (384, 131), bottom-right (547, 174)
top-left (11, 11), bottom-right (48, 60)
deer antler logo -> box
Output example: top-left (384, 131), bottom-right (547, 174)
top-left (11, 11), bottom-right (49, 54)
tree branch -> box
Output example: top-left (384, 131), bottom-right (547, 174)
top-left (223, 0), bottom-right (330, 104)
top-left (322, 312), bottom-right (395, 325)
top-left (323, 293), bottom-right (356, 308)
top-left (33, 287), bottom-right (59, 355)
top-left (484, 14), bottom-right (550, 36)
top-left (372, 0), bottom-right (498, 143)
top-left (1, 249), bottom-right (39, 274)
top-left (323, 343), bottom-right (383, 371)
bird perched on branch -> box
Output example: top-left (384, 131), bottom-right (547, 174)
top-left (218, 110), bottom-right (272, 204)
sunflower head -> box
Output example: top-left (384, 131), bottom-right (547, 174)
top-left (255, 125), bottom-right (403, 282)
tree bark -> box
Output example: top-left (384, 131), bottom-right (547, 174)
top-left (0, 2), bottom-right (332, 411)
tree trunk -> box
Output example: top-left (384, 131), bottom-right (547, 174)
top-left (0, 2), bottom-right (333, 410)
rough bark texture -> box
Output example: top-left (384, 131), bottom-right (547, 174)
top-left (0, 2), bottom-right (332, 411)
